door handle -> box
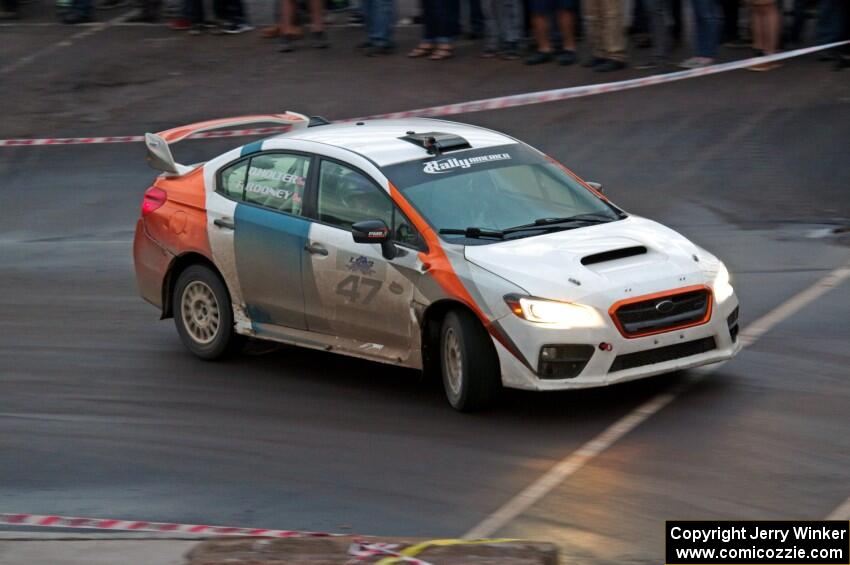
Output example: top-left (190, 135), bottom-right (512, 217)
top-left (304, 242), bottom-right (328, 256)
top-left (214, 218), bottom-right (235, 230)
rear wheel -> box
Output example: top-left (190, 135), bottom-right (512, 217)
top-left (173, 264), bottom-right (238, 360)
top-left (440, 309), bottom-right (501, 411)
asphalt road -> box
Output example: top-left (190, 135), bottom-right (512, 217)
top-left (1, 20), bottom-right (849, 564)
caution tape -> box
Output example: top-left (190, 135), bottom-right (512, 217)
top-left (0, 512), bottom-right (339, 538)
top-left (0, 40), bottom-right (846, 148)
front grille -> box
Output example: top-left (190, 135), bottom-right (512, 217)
top-left (609, 337), bottom-right (717, 373)
top-left (612, 288), bottom-right (711, 338)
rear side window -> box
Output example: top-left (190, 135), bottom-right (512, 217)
top-left (244, 153), bottom-right (311, 215)
top-left (219, 160), bottom-right (248, 200)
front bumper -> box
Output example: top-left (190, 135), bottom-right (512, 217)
top-left (493, 292), bottom-right (741, 391)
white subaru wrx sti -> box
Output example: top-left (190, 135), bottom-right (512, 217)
top-left (134, 113), bottom-right (741, 411)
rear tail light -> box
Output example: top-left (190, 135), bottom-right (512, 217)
top-left (141, 186), bottom-right (167, 216)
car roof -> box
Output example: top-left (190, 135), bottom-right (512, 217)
top-left (279, 118), bottom-right (519, 167)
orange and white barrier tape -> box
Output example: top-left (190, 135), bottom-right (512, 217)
top-left (0, 40), bottom-right (846, 148)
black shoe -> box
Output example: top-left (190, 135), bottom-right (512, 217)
top-left (594, 59), bottom-right (626, 72)
top-left (126, 12), bottom-right (158, 22)
top-left (525, 51), bottom-right (553, 65)
top-left (556, 49), bottom-right (577, 66)
top-left (279, 37), bottom-right (294, 52)
top-left (365, 43), bottom-right (394, 56)
top-left (582, 56), bottom-right (606, 68)
top-left (62, 11), bottom-right (93, 23)
top-left (311, 31), bottom-right (328, 48)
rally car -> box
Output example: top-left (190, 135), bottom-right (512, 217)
top-left (133, 112), bottom-right (741, 411)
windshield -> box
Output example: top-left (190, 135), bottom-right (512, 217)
top-left (383, 144), bottom-right (623, 243)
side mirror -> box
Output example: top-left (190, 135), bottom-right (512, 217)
top-left (352, 219), bottom-right (397, 260)
top-left (586, 181), bottom-right (603, 193)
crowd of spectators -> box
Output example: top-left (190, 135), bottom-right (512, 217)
top-left (1, 0), bottom-right (847, 71)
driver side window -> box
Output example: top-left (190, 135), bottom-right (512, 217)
top-left (318, 160), bottom-right (422, 248)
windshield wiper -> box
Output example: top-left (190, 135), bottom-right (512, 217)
top-left (439, 227), bottom-right (505, 239)
top-left (504, 213), bottom-right (618, 233)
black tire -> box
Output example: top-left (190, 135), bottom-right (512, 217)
top-left (173, 264), bottom-right (239, 360)
top-left (440, 309), bottom-right (501, 411)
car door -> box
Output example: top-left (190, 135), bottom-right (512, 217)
top-left (302, 158), bottom-right (424, 360)
top-left (224, 151), bottom-right (314, 330)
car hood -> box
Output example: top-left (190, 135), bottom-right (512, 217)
top-left (464, 216), bottom-right (715, 306)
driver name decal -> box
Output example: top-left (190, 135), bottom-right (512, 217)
top-left (422, 153), bottom-right (511, 174)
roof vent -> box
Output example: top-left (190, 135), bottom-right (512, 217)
top-left (400, 132), bottom-right (471, 155)
top-left (581, 246), bottom-right (647, 266)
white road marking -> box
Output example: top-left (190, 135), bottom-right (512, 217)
top-left (826, 496), bottom-right (850, 520)
top-left (463, 261), bottom-right (850, 539)
top-left (0, 12), bottom-right (133, 76)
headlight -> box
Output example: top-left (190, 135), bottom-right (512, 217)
top-left (713, 263), bottom-right (734, 302)
top-left (504, 294), bottom-right (603, 327)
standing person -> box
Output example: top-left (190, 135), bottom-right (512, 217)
top-left (720, 0), bottom-right (744, 47)
top-left (679, 0), bottom-right (721, 68)
top-left (481, 0), bottom-right (523, 59)
top-left (407, 0), bottom-right (459, 60)
top-left (747, 0), bottom-right (779, 70)
top-left (636, 0), bottom-right (672, 68)
top-left (524, 0), bottom-right (577, 65)
top-left (815, 0), bottom-right (848, 61)
top-left (360, 0), bottom-right (395, 55)
top-left (218, 0), bottom-right (252, 33)
top-left (280, 0), bottom-right (328, 51)
top-left (583, 0), bottom-right (627, 71)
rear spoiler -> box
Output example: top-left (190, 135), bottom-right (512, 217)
top-left (144, 112), bottom-right (310, 175)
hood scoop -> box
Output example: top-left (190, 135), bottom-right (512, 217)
top-left (581, 246), bottom-right (647, 266)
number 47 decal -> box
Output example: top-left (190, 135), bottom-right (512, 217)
top-left (336, 275), bottom-right (383, 305)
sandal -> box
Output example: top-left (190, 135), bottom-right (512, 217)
top-left (429, 47), bottom-right (454, 60)
top-left (407, 44), bottom-right (434, 58)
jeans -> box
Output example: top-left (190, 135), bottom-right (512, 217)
top-left (422, 0), bottom-right (459, 43)
top-left (690, 0), bottom-right (720, 58)
top-left (645, 0), bottom-right (672, 60)
top-left (816, 0), bottom-right (847, 44)
top-left (482, 0), bottom-right (523, 49)
top-left (363, 0), bottom-right (394, 45)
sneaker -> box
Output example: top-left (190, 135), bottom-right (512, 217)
top-left (221, 21), bottom-right (254, 34)
top-left (480, 48), bottom-right (498, 58)
top-left (365, 43), bottom-right (395, 56)
top-left (678, 56), bottom-right (713, 69)
top-left (62, 11), bottom-right (93, 23)
top-left (311, 30), bottom-right (328, 49)
top-left (635, 57), bottom-right (667, 70)
top-left (582, 56), bottom-right (606, 68)
top-left (279, 37), bottom-right (294, 52)
top-left (188, 23), bottom-right (202, 35)
top-left (499, 48), bottom-right (520, 61)
top-left (556, 49), bottom-right (577, 66)
top-left (525, 51), bottom-right (553, 65)
top-left (594, 59), bottom-right (626, 72)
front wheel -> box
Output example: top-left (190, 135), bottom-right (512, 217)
top-left (440, 309), bottom-right (501, 411)
top-left (173, 264), bottom-right (238, 360)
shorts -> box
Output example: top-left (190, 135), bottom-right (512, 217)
top-left (530, 0), bottom-right (578, 14)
